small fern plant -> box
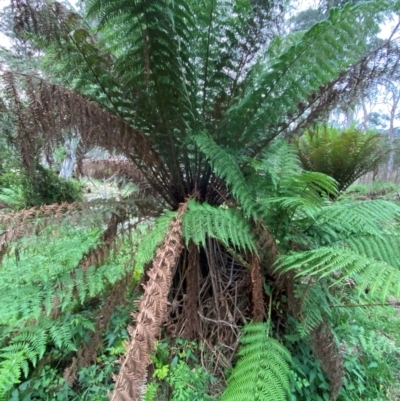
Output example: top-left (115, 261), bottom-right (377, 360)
top-left (221, 322), bottom-right (292, 401)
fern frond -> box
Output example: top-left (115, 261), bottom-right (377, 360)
top-left (221, 323), bottom-right (291, 401)
top-left (310, 200), bottom-right (400, 243)
top-left (278, 246), bottom-right (400, 300)
top-left (228, 1), bottom-right (389, 148)
top-left (342, 234), bottom-right (400, 267)
top-left (182, 200), bottom-right (255, 252)
top-left (193, 132), bottom-right (256, 218)
top-left (292, 280), bottom-right (340, 336)
top-left (111, 203), bottom-right (186, 401)
top-left (134, 211), bottom-right (177, 272)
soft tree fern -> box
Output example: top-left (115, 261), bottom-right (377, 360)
top-left (1, 0), bottom-right (400, 400)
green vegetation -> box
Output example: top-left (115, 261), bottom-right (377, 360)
top-left (1, 0), bottom-right (400, 400)
top-left (295, 125), bottom-right (387, 193)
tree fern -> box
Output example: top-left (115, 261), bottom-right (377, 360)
top-left (4, 0), bottom-right (400, 398)
top-left (295, 125), bottom-right (387, 192)
top-left (221, 323), bottom-right (291, 401)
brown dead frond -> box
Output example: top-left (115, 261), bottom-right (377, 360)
top-left (254, 220), bottom-right (278, 269)
top-left (65, 275), bottom-right (131, 386)
top-left (0, 201), bottom-right (113, 263)
top-left (79, 208), bottom-right (126, 271)
top-left (110, 203), bottom-right (187, 401)
top-left (271, 41), bottom-right (400, 143)
top-left (80, 158), bottom-right (144, 183)
top-left (167, 238), bottom-right (250, 386)
top-left (0, 202), bottom-right (80, 226)
top-left (311, 322), bottom-right (344, 400)
top-left (12, 0), bottom-right (79, 41)
top-left (0, 70), bottom-right (173, 204)
top-left (63, 356), bottom-right (78, 387)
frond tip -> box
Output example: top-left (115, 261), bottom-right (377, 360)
top-left (221, 323), bottom-right (291, 401)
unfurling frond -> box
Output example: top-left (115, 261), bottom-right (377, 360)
top-left (221, 323), bottom-right (291, 401)
top-left (182, 200), bottom-right (255, 252)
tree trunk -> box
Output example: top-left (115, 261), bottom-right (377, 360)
top-left (346, 108), bottom-right (354, 129)
top-left (59, 137), bottom-right (79, 179)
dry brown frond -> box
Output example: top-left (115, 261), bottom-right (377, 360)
top-left (311, 322), bottom-right (344, 400)
top-left (292, 41), bottom-right (400, 134)
top-left (80, 158), bottom-right (144, 183)
top-left (110, 203), bottom-right (187, 401)
top-left (0, 202), bottom-right (80, 226)
top-left (11, 0), bottom-right (79, 41)
top-left (63, 357), bottom-right (78, 387)
top-left (0, 71), bottom-right (173, 204)
top-left (0, 201), bottom-right (106, 263)
top-left (65, 275), bottom-right (131, 386)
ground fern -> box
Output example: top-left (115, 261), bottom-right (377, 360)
top-left (221, 323), bottom-right (291, 401)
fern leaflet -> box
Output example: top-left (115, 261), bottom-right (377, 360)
top-left (221, 323), bottom-right (291, 401)
top-left (183, 200), bottom-right (255, 252)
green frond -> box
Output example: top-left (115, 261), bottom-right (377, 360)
top-left (227, 1), bottom-right (389, 148)
top-left (342, 234), bottom-right (400, 267)
top-left (134, 211), bottom-right (177, 272)
top-left (193, 131), bottom-right (256, 218)
top-left (182, 199), bottom-right (255, 252)
top-left (254, 140), bottom-right (302, 195)
top-left (0, 347), bottom-right (29, 396)
top-left (251, 140), bottom-right (337, 200)
top-left (0, 225), bottom-right (134, 396)
top-left (310, 200), bottom-right (400, 243)
top-left (293, 280), bottom-right (340, 336)
top-left (0, 316), bottom-right (77, 397)
top-left (277, 246), bottom-right (400, 300)
top-left (221, 323), bottom-right (291, 401)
